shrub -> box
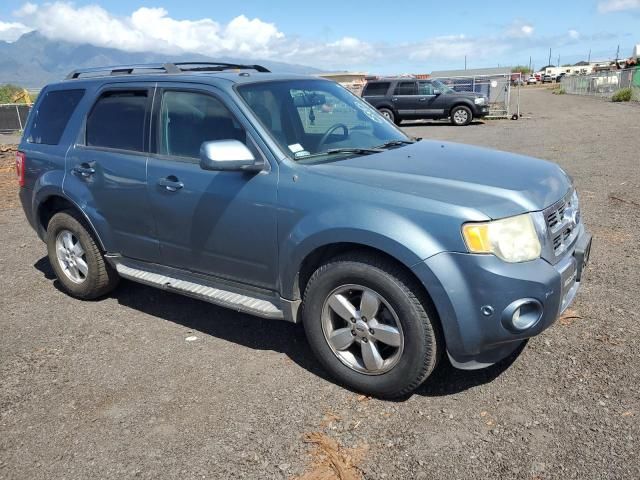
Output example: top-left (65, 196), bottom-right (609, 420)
top-left (612, 88), bottom-right (632, 102)
top-left (552, 86), bottom-right (566, 95)
top-left (0, 84), bottom-right (30, 104)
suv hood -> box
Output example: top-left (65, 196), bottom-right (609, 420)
top-left (309, 140), bottom-right (571, 219)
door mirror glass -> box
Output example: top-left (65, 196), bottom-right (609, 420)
top-left (199, 140), bottom-right (261, 171)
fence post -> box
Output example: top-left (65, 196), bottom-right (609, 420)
top-left (15, 105), bottom-right (23, 131)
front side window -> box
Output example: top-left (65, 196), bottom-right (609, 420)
top-left (238, 80), bottom-right (409, 163)
top-left (418, 81), bottom-right (434, 95)
top-left (86, 91), bottom-right (147, 152)
top-left (27, 89), bottom-right (84, 145)
top-left (159, 90), bottom-right (246, 159)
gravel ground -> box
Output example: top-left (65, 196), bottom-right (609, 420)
top-left (1, 89), bottom-right (639, 479)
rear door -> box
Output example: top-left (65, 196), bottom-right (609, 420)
top-left (145, 84), bottom-right (279, 290)
top-left (64, 83), bottom-right (160, 262)
top-left (391, 81), bottom-right (418, 117)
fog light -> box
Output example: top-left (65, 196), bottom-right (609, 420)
top-left (502, 299), bottom-right (543, 332)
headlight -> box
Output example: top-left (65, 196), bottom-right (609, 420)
top-left (474, 97), bottom-right (486, 105)
top-left (462, 213), bottom-right (542, 263)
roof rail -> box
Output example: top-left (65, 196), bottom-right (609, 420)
top-left (66, 62), bottom-right (270, 79)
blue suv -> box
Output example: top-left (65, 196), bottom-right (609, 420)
top-left (17, 62), bottom-right (592, 397)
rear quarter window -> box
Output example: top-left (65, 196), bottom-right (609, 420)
top-left (26, 89), bottom-right (85, 145)
top-left (363, 82), bottom-right (390, 96)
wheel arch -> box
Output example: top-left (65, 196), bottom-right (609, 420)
top-left (447, 100), bottom-right (474, 116)
top-left (36, 193), bottom-right (108, 251)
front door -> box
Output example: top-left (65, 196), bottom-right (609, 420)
top-left (64, 84), bottom-right (161, 263)
top-left (416, 81), bottom-right (446, 117)
top-left (146, 85), bottom-right (279, 290)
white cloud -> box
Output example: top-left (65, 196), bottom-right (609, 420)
top-left (568, 29), bottom-right (580, 39)
top-left (14, 2), bottom-right (284, 57)
top-left (597, 0), bottom-right (640, 12)
top-left (506, 20), bottom-right (535, 39)
top-left (0, 20), bottom-right (32, 42)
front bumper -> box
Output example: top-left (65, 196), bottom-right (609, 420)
top-left (474, 105), bottom-right (490, 117)
top-left (412, 228), bottom-right (592, 369)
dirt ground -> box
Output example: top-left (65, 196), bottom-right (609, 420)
top-left (1, 89), bottom-right (639, 480)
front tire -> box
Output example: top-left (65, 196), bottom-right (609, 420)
top-left (450, 105), bottom-right (473, 126)
top-left (301, 252), bottom-right (440, 398)
top-left (46, 210), bottom-right (119, 299)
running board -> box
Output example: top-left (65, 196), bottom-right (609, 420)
top-left (114, 262), bottom-right (284, 320)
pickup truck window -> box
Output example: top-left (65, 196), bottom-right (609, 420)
top-left (86, 91), bottom-right (147, 152)
top-left (159, 90), bottom-right (245, 159)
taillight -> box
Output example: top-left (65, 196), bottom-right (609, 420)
top-left (16, 151), bottom-right (26, 187)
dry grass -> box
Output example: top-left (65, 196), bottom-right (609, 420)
top-left (295, 432), bottom-right (368, 480)
top-left (0, 145), bottom-right (18, 210)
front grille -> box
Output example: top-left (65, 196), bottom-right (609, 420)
top-left (544, 190), bottom-right (580, 258)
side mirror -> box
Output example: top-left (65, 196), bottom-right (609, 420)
top-left (433, 89), bottom-right (442, 95)
top-left (199, 140), bottom-right (263, 172)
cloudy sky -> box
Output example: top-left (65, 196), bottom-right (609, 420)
top-left (0, 0), bottom-right (638, 72)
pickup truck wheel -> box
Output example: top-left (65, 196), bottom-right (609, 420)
top-left (450, 105), bottom-right (472, 126)
top-left (378, 108), bottom-right (396, 124)
top-left (46, 210), bottom-right (119, 299)
top-left (301, 252), bottom-right (440, 398)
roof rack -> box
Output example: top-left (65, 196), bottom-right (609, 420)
top-left (65, 62), bottom-right (270, 80)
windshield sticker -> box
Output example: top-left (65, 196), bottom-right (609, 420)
top-left (288, 143), bottom-right (304, 153)
top-left (294, 150), bottom-right (311, 159)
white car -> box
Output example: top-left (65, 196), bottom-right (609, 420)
top-left (527, 76), bottom-right (538, 85)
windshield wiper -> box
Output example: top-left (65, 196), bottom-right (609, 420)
top-left (373, 139), bottom-right (416, 149)
top-left (296, 147), bottom-right (382, 160)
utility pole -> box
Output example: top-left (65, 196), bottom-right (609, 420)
top-left (615, 44), bottom-right (620, 63)
top-left (548, 48), bottom-right (552, 66)
top-left (557, 55), bottom-right (560, 67)
top-left (529, 55), bottom-right (532, 73)
top-left (464, 55), bottom-right (467, 70)
top-left (588, 48), bottom-right (591, 63)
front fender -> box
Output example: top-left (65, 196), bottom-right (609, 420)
top-left (279, 205), bottom-right (446, 299)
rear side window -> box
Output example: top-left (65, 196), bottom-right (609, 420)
top-left (363, 82), bottom-right (390, 96)
top-left (394, 82), bottom-right (417, 96)
top-left (27, 89), bottom-right (84, 145)
top-left (86, 91), bottom-right (148, 152)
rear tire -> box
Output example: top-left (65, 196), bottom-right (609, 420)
top-left (46, 210), bottom-right (119, 299)
top-left (378, 108), bottom-right (396, 124)
top-left (450, 105), bottom-right (473, 126)
top-left (301, 252), bottom-right (440, 398)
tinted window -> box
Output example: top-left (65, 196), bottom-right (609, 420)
top-left (86, 91), bottom-right (148, 152)
top-left (363, 82), bottom-right (390, 96)
top-left (394, 82), bottom-right (417, 96)
top-left (160, 91), bottom-right (245, 159)
top-left (418, 81), bottom-right (434, 95)
top-left (27, 89), bottom-right (84, 145)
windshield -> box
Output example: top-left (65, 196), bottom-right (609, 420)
top-left (237, 80), bottom-right (410, 162)
top-left (431, 79), bottom-right (456, 94)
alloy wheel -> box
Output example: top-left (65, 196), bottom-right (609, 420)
top-left (321, 284), bottom-right (404, 375)
top-left (55, 229), bottom-right (88, 284)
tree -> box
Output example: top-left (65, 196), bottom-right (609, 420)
top-left (0, 84), bottom-right (31, 104)
top-left (511, 65), bottom-right (532, 75)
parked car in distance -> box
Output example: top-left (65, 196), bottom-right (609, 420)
top-left (542, 74), bottom-right (554, 83)
top-left (527, 76), bottom-right (538, 85)
top-left (535, 73), bottom-right (542, 81)
top-left (17, 62), bottom-right (592, 398)
top-left (361, 78), bottom-right (490, 126)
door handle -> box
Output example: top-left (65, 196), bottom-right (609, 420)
top-left (158, 176), bottom-right (184, 192)
top-left (419, 97), bottom-right (427, 101)
top-left (72, 163), bottom-right (95, 178)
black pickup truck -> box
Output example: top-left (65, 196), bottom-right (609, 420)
top-left (362, 78), bottom-right (490, 126)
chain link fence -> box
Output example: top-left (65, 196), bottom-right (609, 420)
top-left (0, 104), bottom-right (31, 133)
top-left (560, 67), bottom-right (640, 99)
top-left (430, 73), bottom-right (521, 118)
